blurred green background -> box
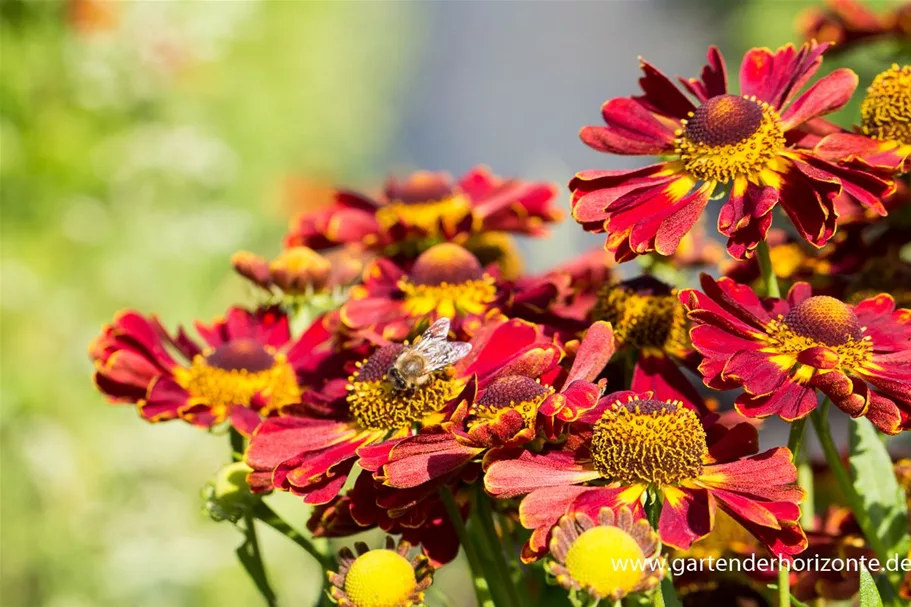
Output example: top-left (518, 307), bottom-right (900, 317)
top-left (1, 1), bottom-right (906, 606)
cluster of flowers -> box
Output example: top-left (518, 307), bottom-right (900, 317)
top-left (89, 9), bottom-right (911, 607)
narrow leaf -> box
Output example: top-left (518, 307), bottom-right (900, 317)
top-left (859, 567), bottom-right (884, 607)
top-left (848, 418), bottom-right (910, 559)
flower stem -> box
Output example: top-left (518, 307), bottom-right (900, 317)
top-left (251, 501), bottom-right (332, 570)
top-left (236, 512), bottom-right (278, 607)
top-left (786, 417), bottom-right (807, 461)
top-left (778, 564), bottom-right (790, 606)
top-left (756, 240), bottom-right (781, 298)
top-left (473, 487), bottom-right (523, 607)
top-left (439, 486), bottom-right (495, 607)
top-left (809, 400), bottom-right (892, 566)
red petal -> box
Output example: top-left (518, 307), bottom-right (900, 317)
top-left (780, 68), bottom-right (858, 131)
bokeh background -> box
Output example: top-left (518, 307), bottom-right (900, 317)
top-left (1, 1), bottom-right (905, 606)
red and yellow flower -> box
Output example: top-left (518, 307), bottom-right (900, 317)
top-left (243, 317), bottom-right (563, 505)
top-left (815, 64), bottom-right (911, 174)
top-left (485, 391), bottom-right (806, 561)
top-left (570, 41), bottom-right (897, 261)
top-left (681, 274), bottom-right (911, 433)
top-left (591, 276), bottom-right (708, 409)
top-left (89, 306), bottom-right (306, 435)
top-left (366, 321), bottom-right (614, 491)
top-left (340, 243), bottom-right (503, 343)
top-left (285, 166), bottom-right (562, 259)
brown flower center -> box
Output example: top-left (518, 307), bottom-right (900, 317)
top-left (783, 296), bottom-right (863, 347)
top-left (676, 94), bottom-right (786, 182)
top-left (398, 244), bottom-right (497, 318)
top-left (469, 375), bottom-right (553, 428)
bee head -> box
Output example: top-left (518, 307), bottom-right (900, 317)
top-left (387, 367), bottom-right (408, 391)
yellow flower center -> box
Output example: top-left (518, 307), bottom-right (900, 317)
top-left (462, 231), bottom-right (524, 280)
top-left (564, 526), bottom-right (648, 597)
top-left (347, 344), bottom-right (462, 432)
top-left (175, 339), bottom-right (300, 420)
top-left (376, 195), bottom-right (472, 236)
top-left (592, 277), bottom-right (690, 357)
top-left (764, 296), bottom-right (872, 370)
top-left (343, 549), bottom-right (417, 607)
top-left (592, 398), bottom-right (707, 486)
top-left (861, 64), bottom-right (911, 145)
top-left (676, 94), bottom-right (786, 182)
top-left (769, 243), bottom-right (812, 279)
top-left (468, 375), bottom-right (553, 430)
top-left (398, 243), bottom-right (497, 318)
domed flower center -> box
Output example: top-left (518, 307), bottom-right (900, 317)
top-left (469, 375), bottom-right (553, 427)
top-left (676, 94), bottom-right (786, 182)
top-left (176, 339), bottom-right (300, 420)
top-left (343, 549), bottom-right (417, 607)
top-left (591, 398), bottom-right (707, 486)
top-left (861, 64), bottom-right (911, 145)
top-left (783, 296), bottom-right (863, 346)
top-left (347, 344), bottom-right (461, 432)
top-left (592, 277), bottom-right (689, 357)
top-left (764, 296), bottom-right (872, 372)
top-left (564, 526), bottom-right (647, 597)
top-left (398, 244), bottom-right (497, 318)
top-left (377, 172), bottom-right (471, 237)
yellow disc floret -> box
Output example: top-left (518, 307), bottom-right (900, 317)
top-left (174, 339), bottom-right (300, 420)
top-left (861, 64), bottom-right (911, 145)
top-left (592, 398), bottom-right (707, 486)
top-left (676, 94), bottom-right (786, 183)
top-left (343, 549), bottom-right (418, 607)
top-left (592, 277), bottom-right (690, 358)
top-left (346, 344), bottom-right (462, 432)
top-left (564, 526), bottom-right (647, 597)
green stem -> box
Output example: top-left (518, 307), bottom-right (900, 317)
top-left (797, 461), bottom-right (815, 530)
top-left (809, 402), bottom-right (891, 564)
top-left (756, 240), bottom-right (781, 298)
top-left (230, 427), bottom-right (245, 462)
top-left (251, 501), bottom-right (332, 570)
top-left (778, 564), bottom-right (790, 606)
top-left (237, 512), bottom-right (278, 607)
top-left (473, 487), bottom-right (523, 607)
top-left (439, 487), bottom-right (494, 607)
top-left (786, 417), bottom-right (807, 462)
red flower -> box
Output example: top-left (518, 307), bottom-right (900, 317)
top-left (590, 275), bottom-right (709, 410)
top-left (682, 274), bottom-right (911, 434)
top-left (814, 64), bottom-right (911, 175)
top-left (571, 42), bottom-right (897, 261)
top-left (369, 321), bottom-right (614, 491)
top-left (89, 306), bottom-right (305, 435)
top-left (340, 243), bottom-right (503, 343)
top-left (798, 0), bottom-right (911, 51)
top-left (245, 317), bottom-right (568, 505)
top-left (484, 391), bottom-right (806, 562)
top-left (285, 166), bottom-right (562, 256)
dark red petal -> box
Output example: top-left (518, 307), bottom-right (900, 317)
top-left (634, 59), bottom-right (697, 120)
top-left (780, 68), bottom-right (858, 131)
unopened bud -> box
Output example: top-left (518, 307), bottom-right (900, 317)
top-left (269, 246), bottom-right (332, 294)
top-left (232, 251), bottom-right (273, 291)
top-left (203, 461), bottom-right (256, 523)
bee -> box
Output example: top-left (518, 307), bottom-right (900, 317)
top-left (388, 318), bottom-right (471, 391)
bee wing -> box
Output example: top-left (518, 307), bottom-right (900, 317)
top-left (419, 318), bottom-right (451, 343)
top-left (421, 341), bottom-right (472, 372)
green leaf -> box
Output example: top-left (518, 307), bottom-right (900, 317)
top-left (848, 418), bottom-right (910, 560)
top-left (658, 576), bottom-right (682, 607)
top-left (859, 567), bottom-right (885, 607)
